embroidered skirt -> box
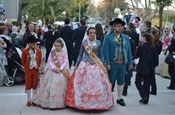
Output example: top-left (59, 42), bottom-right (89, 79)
top-left (66, 61), bottom-right (114, 110)
top-left (33, 69), bottom-right (68, 109)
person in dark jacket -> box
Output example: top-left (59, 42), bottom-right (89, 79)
top-left (5, 22), bottom-right (12, 36)
top-left (35, 26), bottom-right (44, 47)
top-left (150, 28), bottom-right (162, 95)
top-left (123, 29), bottom-right (136, 96)
top-left (72, 19), bottom-right (87, 65)
top-left (135, 33), bottom-right (158, 104)
top-left (60, 18), bottom-right (73, 67)
top-left (167, 34), bottom-right (175, 90)
top-left (142, 21), bottom-right (152, 34)
top-left (95, 23), bottom-right (104, 43)
top-left (128, 23), bottom-right (139, 46)
top-left (53, 25), bottom-right (61, 40)
top-left (44, 25), bottom-right (55, 62)
top-left (104, 25), bottom-right (109, 35)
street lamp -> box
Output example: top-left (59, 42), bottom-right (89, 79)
top-left (114, 8), bottom-right (121, 14)
top-left (114, 8), bottom-right (123, 19)
top-left (114, 8), bottom-right (120, 19)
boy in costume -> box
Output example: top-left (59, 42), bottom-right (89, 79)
top-left (21, 35), bottom-right (42, 107)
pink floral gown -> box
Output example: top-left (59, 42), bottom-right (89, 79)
top-left (65, 40), bottom-right (114, 110)
top-left (33, 50), bottom-right (68, 109)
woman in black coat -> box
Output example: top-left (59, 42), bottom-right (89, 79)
top-left (135, 33), bottom-right (158, 104)
top-left (150, 28), bottom-right (162, 95)
top-left (95, 23), bottom-right (104, 43)
top-left (167, 35), bottom-right (175, 90)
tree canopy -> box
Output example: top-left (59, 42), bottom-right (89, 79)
top-left (69, 0), bottom-right (89, 21)
top-left (155, 0), bottom-right (173, 28)
top-left (20, 0), bottom-right (89, 24)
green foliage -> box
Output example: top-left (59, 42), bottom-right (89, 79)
top-left (69, 0), bottom-right (89, 21)
top-left (21, 0), bottom-right (89, 23)
top-left (155, 0), bottom-right (172, 7)
top-left (114, 0), bottom-right (128, 11)
top-left (11, 21), bottom-right (20, 26)
top-left (97, 1), bottom-right (106, 20)
top-left (155, 0), bottom-right (173, 28)
top-left (169, 14), bottom-right (175, 23)
top-left (21, 0), bottom-right (71, 23)
top-left (86, 4), bottom-right (98, 18)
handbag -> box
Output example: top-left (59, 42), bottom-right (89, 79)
top-left (165, 52), bottom-right (175, 65)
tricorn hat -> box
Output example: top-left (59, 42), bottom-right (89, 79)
top-left (110, 18), bottom-right (125, 26)
top-left (27, 35), bottom-right (39, 43)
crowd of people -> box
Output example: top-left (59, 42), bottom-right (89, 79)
top-left (0, 16), bottom-right (175, 110)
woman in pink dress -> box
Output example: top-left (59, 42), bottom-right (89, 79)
top-left (162, 28), bottom-right (172, 51)
top-left (65, 27), bottom-right (114, 110)
top-left (133, 16), bottom-right (142, 30)
top-left (160, 28), bottom-right (173, 78)
top-left (33, 38), bottom-right (69, 109)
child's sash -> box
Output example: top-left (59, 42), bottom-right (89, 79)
top-left (83, 44), bottom-right (111, 87)
top-left (51, 50), bottom-right (70, 81)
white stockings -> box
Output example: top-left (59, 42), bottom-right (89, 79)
top-left (117, 85), bottom-right (124, 100)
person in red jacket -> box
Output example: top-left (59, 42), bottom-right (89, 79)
top-left (21, 35), bottom-right (42, 107)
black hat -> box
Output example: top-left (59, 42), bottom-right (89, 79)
top-left (27, 35), bottom-right (38, 43)
top-left (110, 18), bottom-right (125, 26)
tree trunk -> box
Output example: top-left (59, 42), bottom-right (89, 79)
top-left (17, 0), bottom-right (23, 24)
top-left (130, 0), bottom-right (135, 7)
top-left (105, 0), bottom-right (114, 26)
top-left (142, 9), bottom-right (156, 23)
top-left (159, 6), bottom-right (163, 29)
top-left (45, 18), bottom-right (49, 25)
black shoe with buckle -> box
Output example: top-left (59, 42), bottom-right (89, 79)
top-left (117, 99), bottom-right (126, 106)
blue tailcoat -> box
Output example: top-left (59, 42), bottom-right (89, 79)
top-left (103, 32), bottom-right (132, 65)
top-left (103, 32), bottom-right (133, 86)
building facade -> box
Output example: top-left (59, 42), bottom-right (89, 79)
top-left (0, 0), bottom-right (18, 20)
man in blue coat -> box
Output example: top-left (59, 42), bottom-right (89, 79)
top-left (103, 18), bottom-right (133, 106)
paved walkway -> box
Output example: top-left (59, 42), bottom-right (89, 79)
top-left (0, 73), bottom-right (175, 115)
